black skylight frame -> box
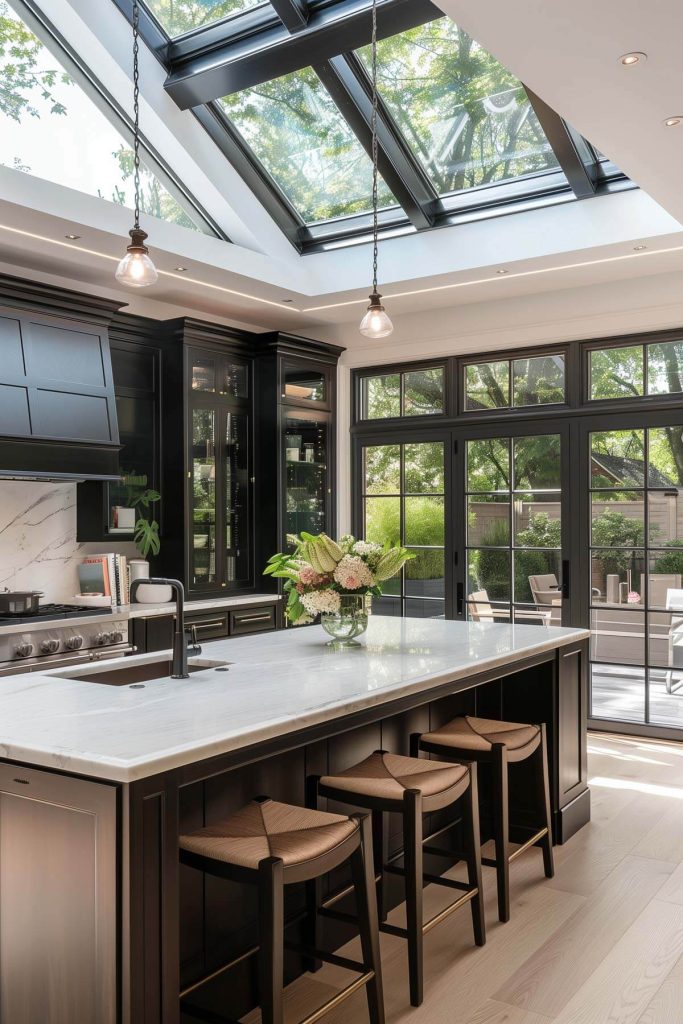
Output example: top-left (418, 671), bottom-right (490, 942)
top-left (112, 0), bottom-right (633, 253)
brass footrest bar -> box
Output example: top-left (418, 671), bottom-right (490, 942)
top-left (298, 972), bottom-right (375, 1024)
top-left (509, 828), bottom-right (548, 863)
top-left (422, 888), bottom-right (478, 935)
top-left (180, 943), bottom-right (260, 999)
top-left (320, 871), bottom-right (382, 912)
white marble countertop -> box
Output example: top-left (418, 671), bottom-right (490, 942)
top-left (0, 618), bottom-right (589, 783)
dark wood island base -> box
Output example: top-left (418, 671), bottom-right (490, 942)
top-left (125, 637), bottom-right (589, 1024)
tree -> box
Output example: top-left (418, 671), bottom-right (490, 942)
top-left (146, 0), bottom-right (252, 38)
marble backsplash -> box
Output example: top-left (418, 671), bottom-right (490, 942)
top-left (0, 481), bottom-right (137, 603)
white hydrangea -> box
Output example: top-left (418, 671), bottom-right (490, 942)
top-left (352, 541), bottom-right (383, 558)
top-left (333, 555), bottom-right (375, 590)
top-left (301, 590), bottom-right (342, 616)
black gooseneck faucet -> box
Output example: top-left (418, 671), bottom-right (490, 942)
top-left (130, 577), bottom-right (190, 679)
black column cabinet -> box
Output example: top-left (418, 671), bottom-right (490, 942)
top-left (254, 334), bottom-right (344, 588)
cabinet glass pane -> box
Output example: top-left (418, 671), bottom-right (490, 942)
top-left (284, 364), bottom-right (326, 403)
top-left (225, 412), bottom-right (250, 583)
top-left (223, 362), bottom-right (248, 400)
top-left (285, 416), bottom-right (327, 538)
top-left (192, 409), bottom-right (217, 585)
top-left (191, 357), bottom-right (216, 393)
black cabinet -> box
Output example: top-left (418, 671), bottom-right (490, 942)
top-left (255, 335), bottom-right (343, 587)
top-left (77, 317), bottom-right (161, 543)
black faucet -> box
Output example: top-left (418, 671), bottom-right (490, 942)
top-left (130, 577), bottom-right (191, 679)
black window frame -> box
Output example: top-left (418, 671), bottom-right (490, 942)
top-left (355, 358), bottom-right (450, 425)
top-left (584, 330), bottom-right (683, 409)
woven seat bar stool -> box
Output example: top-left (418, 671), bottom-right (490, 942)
top-left (308, 750), bottom-right (485, 1008)
top-left (179, 797), bottom-right (384, 1024)
top-left (411, 716), bottom-right (554, 924)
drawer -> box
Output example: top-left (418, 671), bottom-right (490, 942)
top-left (229, 605), bottom-right (276, 636)
top-left (185, 610), bottom-right (230, 641)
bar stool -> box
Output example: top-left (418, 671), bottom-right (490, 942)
top-left (412, 716), bottom-right (554, 924)
top-left (309, 750), bottom-right (485, 1008)
top-left (179, 797), bottom-right (384, 1024)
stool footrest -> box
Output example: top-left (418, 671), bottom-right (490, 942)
top-left (299, 973), bottom-right (376, 1024)
top-left (379, 921), bottom-right (408, 939)
top-left (422, 844), bottom-right (467, 860)
top-left (284, 940), bottom-right (367, 976)
top-left (422, 888), bottom-right (478, 935)
top-left (509, 827), bottom-right (548, 863)
top-left (384, 861), bottom-right (471, 892)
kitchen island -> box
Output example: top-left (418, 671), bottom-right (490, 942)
top-left (0, 617), bottom-right (589, 1024)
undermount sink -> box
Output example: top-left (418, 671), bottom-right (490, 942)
top-left (58, 657), bottom-right (230, 686)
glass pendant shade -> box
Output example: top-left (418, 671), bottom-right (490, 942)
top-left (359, 291), bottom-right (394, 339)
top-left (115, 228), bottom-right (158, 288)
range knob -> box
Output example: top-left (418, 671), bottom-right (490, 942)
top-left (15, 641), bottom-right (34, 659)
top-left (94, 632), bottom-right (109, 646)
top-left (65, 635), bottom-right (83, 651)
top-left (40, 639), bottom-right (60, 655)
top-left (111, 630), bottom-right (124, 644)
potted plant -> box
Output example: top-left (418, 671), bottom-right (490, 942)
top-left (128, 489), bottom-right (172, 604)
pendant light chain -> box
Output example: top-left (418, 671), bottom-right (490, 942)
top-left (371, 0), bottom-right (378, 294)
top-left (132, 0), bottom-right (141, 231)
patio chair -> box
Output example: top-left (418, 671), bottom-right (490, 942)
top-left (528, 574), bottom-right (562, 625)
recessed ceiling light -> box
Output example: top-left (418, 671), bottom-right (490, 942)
top-left (64, 233), bottom-right (81, 240)
top-left (619, 51), bottom-right (646, 66)
top-left (633, 244), bottom-right (647, 251)
top-left (173, 266), bottom-right (187, 272)
top-left (664, 116), bottom-right (683, 127)
top-left (496, 269), bottom-right (509, 275)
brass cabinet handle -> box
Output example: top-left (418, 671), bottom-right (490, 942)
top-left (190, 619), bottom-right (227, 631)
top-left (235, 612), bottom-right (273, 623)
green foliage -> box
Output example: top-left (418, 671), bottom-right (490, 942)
top-left (145, 0), bottom-right (254, 38)
top-left (591, 508), bottom-right (644, 575)
top-left (134, 517), bottom-right (160, 559)
top-left (0, 0), bottom-right (71, 125)
top-left (516, 512), bottom-right (561, 549)
top-left (590, 345), bottom-right (644, 399)
top-left (653, 541), bottom-right (683, 576)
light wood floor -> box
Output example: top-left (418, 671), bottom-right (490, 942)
top-left (252, 733), bottom-right (683, 1024)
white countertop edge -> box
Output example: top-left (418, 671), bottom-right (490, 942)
top-left (0, 624), bottom-right (590, 783)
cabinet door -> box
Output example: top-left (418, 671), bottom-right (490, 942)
top-left (284, 411), bottom-right (330, 541)
top-left (0, 765), bottom-right (117, 1024)
top-left (282, 359), bottom-right (330, 408)
top-left (224, 408), bottom-right (250, 585)
top-left (191, 404), bottom-right (219, 588)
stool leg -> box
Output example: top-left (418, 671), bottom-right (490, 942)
top-left (258, 857), bottom-right (284, 1024)
top-left (403, 788), bottom-right (424, 1007)
top-left (304, 775), bottom-right (323, 972)
top-left (409, 732), bottom-right (421, 759)
top-left (372, 809), bottom-right (387, 923)
top-left (492, 743), bottom-right (510, 924)
top-left (462, 763), bottom-right (486, 947)
top-left (537, 724), bottom-right (555, 879)
top-left (351, 814), bottom-right (385, 1024)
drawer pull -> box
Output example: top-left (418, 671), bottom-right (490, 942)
top-left (192, 619), bottom-right (227, 631)
top-left (236, 613), bottom-right (273, 623)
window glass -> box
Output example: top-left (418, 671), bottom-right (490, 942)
top-left (0, 3), bottom-right (207, 231)
top-left (647, 341), bottom-right (683, 396)
top-left (219, 68), bottom-right (396, 224)
top-left (359, 367), bottom-right (444, 419)
top-left (145, 0), bottom-right (263, 37)
top-left (512, 355), bottom-right (565, 406)
top-left (358, 20), bottom-right (560, 197)
top-left (589, 345), bottom-right (644, 400)
top-left (465, 361), bottom-right (509, 410)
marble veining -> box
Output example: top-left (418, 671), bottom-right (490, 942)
top-left (0, 481), bottom-right (136, 601)
top-left (0, 617), bottom-right (589, 783)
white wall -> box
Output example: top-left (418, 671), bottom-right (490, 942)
top-left (0, 481), bottom-right (136, 603)
top-left (331, 268), bottom-right (683, 536)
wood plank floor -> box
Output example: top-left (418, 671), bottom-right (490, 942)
top-left (246, 733), bottom-right (683, 1024)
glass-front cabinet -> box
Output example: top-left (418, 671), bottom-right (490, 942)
top-left (188, 346), bottom-right (251, 592)
top-left (284, 412), bottom-right (329, 538)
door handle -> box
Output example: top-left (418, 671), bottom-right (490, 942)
top-left (456, 581), bottom-right (464, 616)
top-left (562, 560), bottom-right (570, 599)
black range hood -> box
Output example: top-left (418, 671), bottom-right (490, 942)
top-left (0, 277), bottom-right (122, 482)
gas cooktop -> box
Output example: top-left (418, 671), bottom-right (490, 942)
top-left (0, 604), bottom-right (113, 627)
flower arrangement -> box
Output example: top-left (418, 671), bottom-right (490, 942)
top-left (264, 533), bottom-right (413, 625)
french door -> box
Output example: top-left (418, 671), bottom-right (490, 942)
top-left (356, 422), bottom-right (572, 627)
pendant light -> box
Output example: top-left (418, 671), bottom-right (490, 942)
top-left (359, 0), bottom-right (393, 339)
top-left (115, 0), bottom-right (158, 288)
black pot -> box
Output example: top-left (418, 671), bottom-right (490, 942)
top-left (0, 590), bottom-right (44, 615)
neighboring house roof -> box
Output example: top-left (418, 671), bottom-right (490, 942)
top-left (591, 453), bottom-right (676, 488)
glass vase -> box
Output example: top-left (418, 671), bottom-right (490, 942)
top-left (321, 594), bottom-right (370, 648)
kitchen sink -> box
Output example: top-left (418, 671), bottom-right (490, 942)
top-left (57, 657), bottom-right (230, 686)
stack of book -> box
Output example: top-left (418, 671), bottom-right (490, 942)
top-left (77, 554), bottom-right (131, 606)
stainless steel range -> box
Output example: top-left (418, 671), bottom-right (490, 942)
top-left (0, 604), bottom-right (132, 676)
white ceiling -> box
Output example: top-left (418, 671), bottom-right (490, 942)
top-left (1, 0), bottom-right (682, 345)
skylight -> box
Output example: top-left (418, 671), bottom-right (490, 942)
top-left (219, 67), bottom-right (396, 224)
top-left (144, 0), bottom-right (263, 38)
top-left (0, 0), bottom-right (214, 233)
top-left (357, 21), bottom-right (560, 197)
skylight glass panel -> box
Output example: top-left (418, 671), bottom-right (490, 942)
top-left (219, 67), bottom-right (396, 224)
top-left (144, 0), bottom-right (264, 38)
top-left (358, 20), bottom-right (560, 197)
top-left (0, 1), bottom-right (208, 232)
